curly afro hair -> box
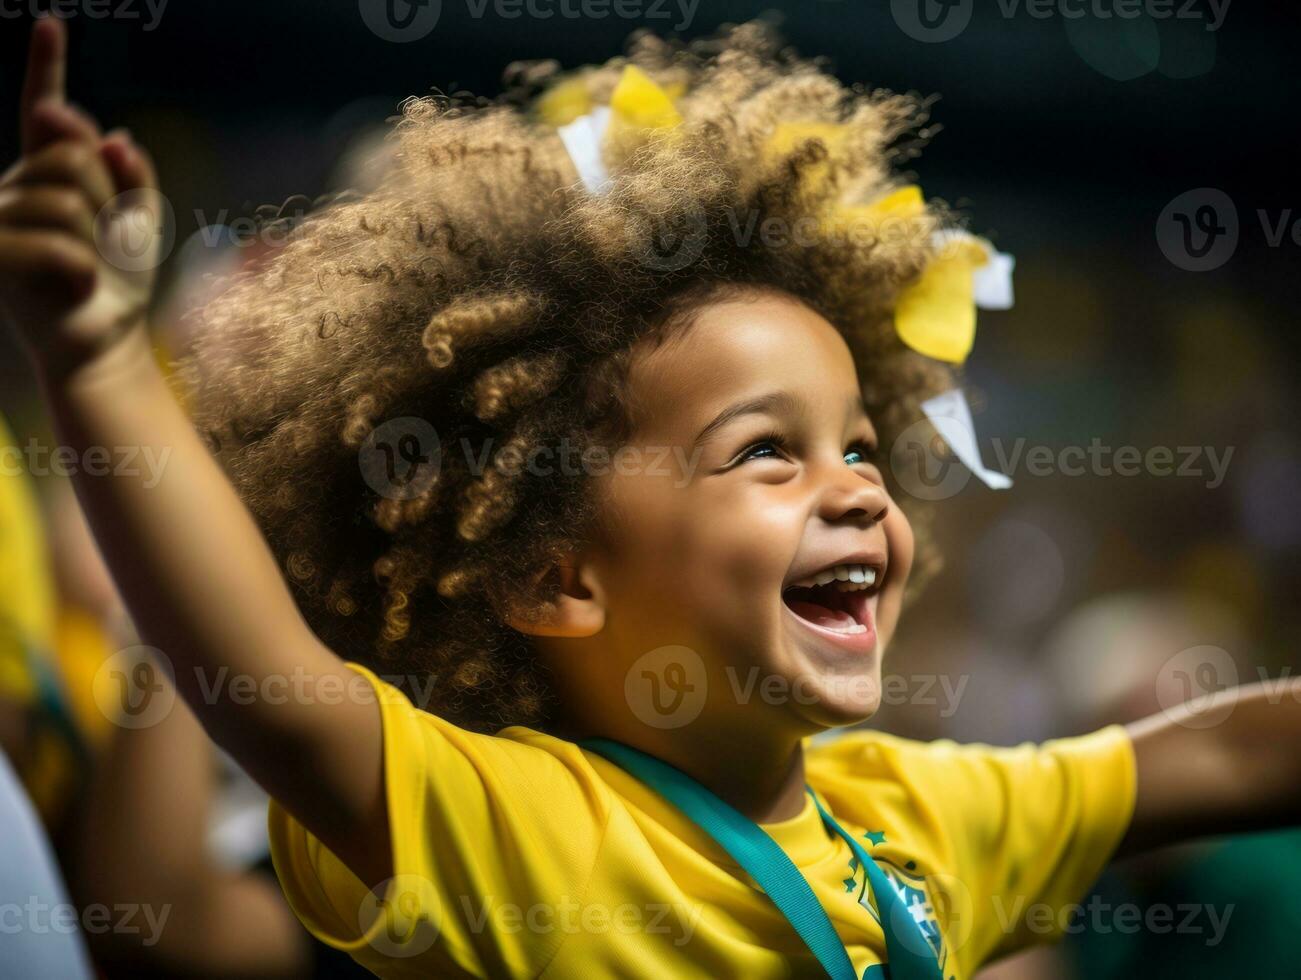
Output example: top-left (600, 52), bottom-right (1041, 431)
top-left (170, 22), bottom-right (958, 734)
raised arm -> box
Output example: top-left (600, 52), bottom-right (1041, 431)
top-left (0, 16), bottom-right (388, 886)
top-left (1116, 675), bottom-right (1301, 858)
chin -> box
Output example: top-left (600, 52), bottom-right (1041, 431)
top-left (792, 676), bottom-right (883, 730)
top-left (774, 637), bottom-right (885, 732)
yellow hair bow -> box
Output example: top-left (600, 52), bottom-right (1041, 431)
top-left (857, 188), bottom-right (1016, 490)
top-left (536, 76), bottom-right (594, 128)
top-left (544, 65), bottom-right (683, 193)
top-left (857, 186), bottom-right (1014, 364)
top-left (537, 66), bottom-right (684, 129)
top-left (608, 64), bottom-right (683, 133)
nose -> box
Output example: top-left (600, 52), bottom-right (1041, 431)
top-left (815, 465), bottom-right (890, 525)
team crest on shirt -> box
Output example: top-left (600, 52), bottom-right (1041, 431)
top-left (843, 831), bottom-right (952, 979)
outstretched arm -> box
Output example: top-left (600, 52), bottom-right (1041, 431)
top-left (1116, 675), bottom-right (1301, 858)
top-left (0, 16), bottom-right (388, 886)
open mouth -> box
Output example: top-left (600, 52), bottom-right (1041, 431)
top-left (781, 562), bottom-right (882, 643)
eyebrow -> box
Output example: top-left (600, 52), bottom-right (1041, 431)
top-left (693, 391), bottom-right (803, 446)
top-left (693, 391), bottom-right (875, 447)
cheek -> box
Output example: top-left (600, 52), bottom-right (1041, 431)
top-left (876, 503), bottom-right (914, 643)
top-left (691, 479), bottom-right (805, 585)
top-left (885, 505), bottom-right (915, 583)
top-left (600, 472), bottom-right (801, 617)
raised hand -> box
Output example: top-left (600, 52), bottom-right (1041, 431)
top-left (0, 14), bottom-right (163, 379)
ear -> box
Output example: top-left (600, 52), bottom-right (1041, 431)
top-left (503, 555), bottom-right (606, 638)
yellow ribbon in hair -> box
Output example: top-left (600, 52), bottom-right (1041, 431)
top-left (540, 66), bottom-right (683, 188)
top-left (537, 77), bottom-right (594, 127)
top-left (606, 64), bottom-right (683, 143)
top-left (538, 66), bottom-right (684, 132)
top-left (763, 122), bottom-right (851, 196)
top-left (856, 185), bottom-right (997, 364)
top-left (865, 185), bottom-right (925, 221)
top-left (894, 234), bottom-right (988, 364)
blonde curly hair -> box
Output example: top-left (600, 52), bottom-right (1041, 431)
top-left (171, 22), bottom-right (956, 733)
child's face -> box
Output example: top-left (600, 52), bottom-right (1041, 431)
top-left (581, 289), bottom-right (914, 733)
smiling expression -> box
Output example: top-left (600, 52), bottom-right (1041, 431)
top-left (564, 286), bottom-right (916, 736)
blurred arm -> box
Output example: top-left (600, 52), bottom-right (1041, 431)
top-left (1116, 676), bottom-right (1301, 858)
top-left (70, 693), bottom-right (312, 977)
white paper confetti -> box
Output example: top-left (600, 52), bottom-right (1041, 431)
top-left (556, 106), bottom-right (612, 194)
top-left (921, 388), bottom-right (1013, 490)
top-left (973, 249), bottom-right (1015, 310)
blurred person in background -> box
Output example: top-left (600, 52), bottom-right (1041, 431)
top-left (2, 410), bottom-right (366, 976)
top-left (0, 409), bottom-right (92, 977)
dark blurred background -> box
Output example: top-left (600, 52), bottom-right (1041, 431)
top-left (3, 1), bottom-right (1299, 977)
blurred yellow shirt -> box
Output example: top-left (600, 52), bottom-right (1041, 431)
top-left (1, 413), bottom-right (113, 823)
top-left (269, 663), bottom-right (1135, 979)
top-left (0, 413), bottom-right (54, 704)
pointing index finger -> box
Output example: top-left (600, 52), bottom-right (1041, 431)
top-left (20, 15), bottom-right (68, 156)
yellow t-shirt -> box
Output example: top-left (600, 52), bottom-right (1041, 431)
top-left (269, 664), bottom-right (1135, 979)
top-left (0, 413), bottom-right (54, 704)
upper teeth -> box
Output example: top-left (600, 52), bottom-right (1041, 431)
top-left (789, 563), bottom-right (878, 591)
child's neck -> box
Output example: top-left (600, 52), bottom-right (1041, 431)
top-left (690, 739), bottom-right (809, 824)
top-left (553, 713), bottom-right (810, 823)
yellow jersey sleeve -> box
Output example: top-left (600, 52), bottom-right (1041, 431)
top-left (267, 662), bottom-right (612, 978)
top-left (807, 723), bottom-right (1136, 972)
top-left (901, 725), bottom-right (1136, 963)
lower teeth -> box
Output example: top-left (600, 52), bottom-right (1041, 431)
top-left (828, 623), bottom-right (868, 635)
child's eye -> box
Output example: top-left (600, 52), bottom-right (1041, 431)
top-left (736, 437), bottom-right (787, 464)
top-left (844, 443), bottom-right (878, 466)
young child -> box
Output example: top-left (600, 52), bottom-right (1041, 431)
top-left (4, 13), bottom-right (1298, 980)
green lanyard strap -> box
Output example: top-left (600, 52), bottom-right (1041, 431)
top-left (807, 790), bottom-right (945, 980)
top-left (581, 738), bottom-right (944, 980)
